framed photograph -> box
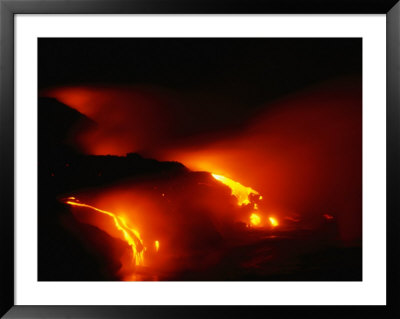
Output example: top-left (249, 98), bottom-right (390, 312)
top-left (1, 0), bottom-right (399, 318)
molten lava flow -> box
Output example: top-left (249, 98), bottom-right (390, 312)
top-left (211, 173), bottom-right (279, 229)
top-left (63, 197), bottom-right (145, 266)
top-left (269, 217), bottom-right (279, 227)
top-left (250, 213), bottom-right (261, 226)
top-left (211, 173), bottom-right (259, 206)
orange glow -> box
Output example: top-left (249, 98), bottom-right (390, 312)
top-left (269, 217), bottom-right (279, 227)
top-left (63, 197), bottom-right (145, 266)
top-left (250, 213), bottom-right (261, 226)
top-left (154, 240), bottom-right (160, 252)
top-left (211, 173), bottom-right (259, 206)
top-left (43, 81), bottom-right (362, 243)
top-left (42, 86), bottom-right (173, 156)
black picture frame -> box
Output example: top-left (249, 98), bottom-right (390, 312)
top-left (1, 0), bottom-right (399, 318)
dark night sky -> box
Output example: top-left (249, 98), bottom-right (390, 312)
top-left (38, 38), bottom-right (361, 108)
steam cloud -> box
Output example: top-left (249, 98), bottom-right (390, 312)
top-left (43, 77), bottom-right (361, 244)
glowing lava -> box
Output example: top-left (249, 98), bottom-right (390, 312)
top-left (62, 172), bottom-right (276, 279)
top-left (211, 173), bottom-right (259, 206)
top-left (269, 217), bottom-right (279, 227)
top-left (211, 173), bottom-right (278, 229)
top-left (63, 197), bottom-right (145, 266)
top-left (250, 213), bottom-right (261, 226)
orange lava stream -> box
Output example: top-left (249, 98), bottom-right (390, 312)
top-left (211, 173), bottom-right (260, 206)
top-left (250, 213), bottom-right (261, 226)
top-left (269, 217), bottom-right (279, 227)
top-left (211, 173), bottom-right (279, 228)
top-left (63, 197), bottom-right (145, 266)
